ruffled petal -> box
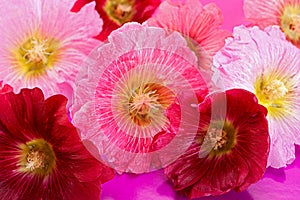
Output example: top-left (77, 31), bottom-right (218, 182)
top-left (214, 25), bottom-right (300, 168)
top-left (147, 0), bottom-right (230, 70)
top-left (0, 88), bottom-right (114, 199)
top-left (72, 23), bottom-right (209, 173)
top-left (164, 89), bottom-right (269, 198)
top-left (243, 0), bottom-right (282, 28)
top-left (0, 0), bottom-right (101, 100)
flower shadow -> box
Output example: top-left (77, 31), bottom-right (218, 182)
top-left (263, 145), bottom-right (300, 183)
top-left (293, 145), bottom-right (300, 169)
top-left (263, 167), bottom-right (286, 183)
top-left (156, 179), bottom-right (254, 200)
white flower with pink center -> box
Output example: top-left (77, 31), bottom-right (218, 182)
top-left (71, 23), bottom-right (212, 173)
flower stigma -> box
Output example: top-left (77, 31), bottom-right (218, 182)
top-left (19, 139), bottom-right (56, 176)
top-left (262, 79), bottom-right (288, 102)
top-left (24, 38), bottom-right (49, 65)
top-left (199, 121), bottom-right (237, 158)
top-left (255, 74), bottom-right (292, 117)
top-left (104, 0), bottom-right (135, 25)
top-left (207, 128), bottom-right (228, 151)
top-left (128, 83), bottom-right (174, 126)
top-left (13, 34), bottom-right (61, 78)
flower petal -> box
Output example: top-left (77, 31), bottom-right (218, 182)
top-left (214, 25), bottom-right (300, 168)
top-left (72, 23), bottom-right (209, 173)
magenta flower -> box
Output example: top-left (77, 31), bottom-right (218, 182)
top-left (244, 0), bottom-right (300, 48)
top-left (147, 0), bottom-right (230, 70)
top-left (0, 0), bottom-right (102, 99)
top-left (0, 87), bottom-right (114, 199)
top-left (214, 25), bottom-right (300, 168)
top-left (71, 23), bottom-right (210, 173)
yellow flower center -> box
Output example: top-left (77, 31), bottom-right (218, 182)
top-left (280, 4), bottom-right (300, 43)
top-left (19, 139), bottom-right (56, 176)
top-left (104, 0), bottom-right (135, 25)
top-left (24, 39), bottom-right (49, 65)
top-left (128, 83), bottom-right (175, 126)
top-left (254, 73), bottom-right (293, 118)
top-left (261, 79), bottom-right (288, 102)
top-left (13, 34), bottom-right (61, 78)
top-left (199, 121), bottom-right (237, 158)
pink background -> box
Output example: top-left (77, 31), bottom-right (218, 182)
top-left (101, 0), bottom-right (300, 199)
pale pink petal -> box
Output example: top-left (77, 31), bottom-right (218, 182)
top-left (213, 25), bottom-right (300, 168)
top-left (265, 25), bottom-right (288, 40)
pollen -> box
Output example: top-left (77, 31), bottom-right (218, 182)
top-left (23, 38), bottom-right (50, 66)
top-left (199, 121), bottom-right (237, 158)
top-left (19, 139), bottom-right (56, 176)
top-left (207, 128), bottom-right (228, 151)
top-left (254, 74), bottom-right (293, 118)
top-left (280, 4), bottom-right (300, 43)
top-left (26, 150), bottom-right (47, 172)
top-left (255, 77), bottom-right (289, 105)
top-left (104, 0), bottom-right (135, 25)
top-left (128, 83), bottom-right (174, 126)
top-left (13, 34), bottom-right (61, 78)
top-left (262, 79), bottom-right (288, 102)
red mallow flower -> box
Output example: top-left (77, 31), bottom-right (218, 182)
top-left (71, 0), bottom-right (161, 41)
top-left (164, 89), bottom-right (270, 198)
top-left (0, 88), bottom-right (114, 199)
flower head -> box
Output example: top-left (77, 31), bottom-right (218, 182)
top-left (0, 0), bottom-right (102, 99)
top-left (71, 23), bottom-right (210, 173)
top-left (147, 0), bottom-right (230, 70)
top-left (244, 0), bottom-right (300, 48)
top-left (0, 87), bottom-right (114, 199)
top-left (71, 0), bottom-right (161, 41)
top-left (214, 25), bottom-right (300, 168)
top-left (164, 89), bottom-right (269, 198)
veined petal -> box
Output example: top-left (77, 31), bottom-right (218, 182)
top-left (214, 25), bottom-right (300, 168)
top-left (164, 89), bottom-right (269, 198)
top-left (72, 23), bottom-right (210, 173)
top-left (147, 0), bottom-right (230, 70)
top-left (244, 0), bottom-right (300, 48)
top-left (0, 88), bottom-right (114, 199)
top-left (0, 0), bottom-right (101, 100)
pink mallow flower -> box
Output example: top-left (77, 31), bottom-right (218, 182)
top-left (244, 0), bottom-right (300, 48)
top-left (0, 0), bottom-right (102, 99)
top-left (71, 22), bottom-right (210, 173)
top-left (214, 25), bottom-right (300, 168)
top-left (147, 0), bottom-right (230, 71)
